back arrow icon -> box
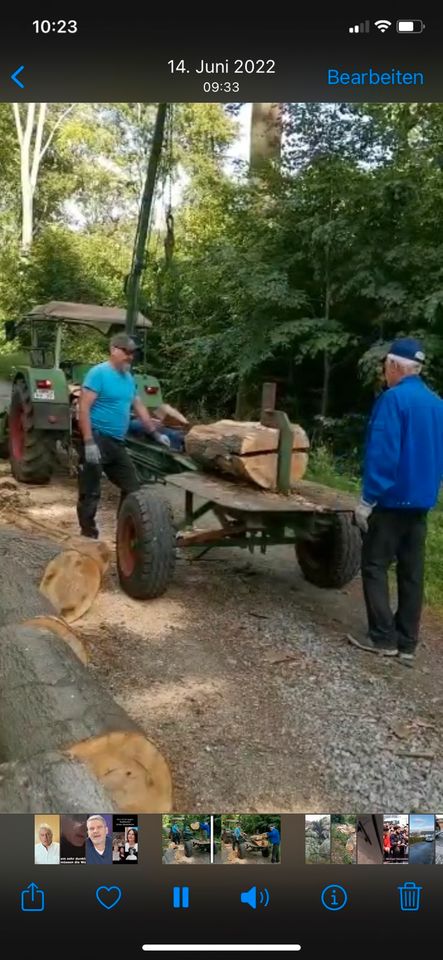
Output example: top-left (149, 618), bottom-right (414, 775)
top-left (11, 65), bottom-right (25, 88)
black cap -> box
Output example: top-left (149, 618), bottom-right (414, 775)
top-left (110, 332), bottom-right (137, 352)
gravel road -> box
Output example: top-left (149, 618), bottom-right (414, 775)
top-left (4, 469), bottom-right (443, 814)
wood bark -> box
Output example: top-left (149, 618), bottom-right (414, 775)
top-left (0, 754), bottom-right (113, 813)
top-left (185, 419), bottom-right (309, 490)
top-left (0, 525), bottom-right (172, 812)
top-left (0, 624), bottom-right (172, 812)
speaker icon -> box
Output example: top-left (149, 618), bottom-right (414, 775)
top-left (240, 885), bottom-right (270, 910)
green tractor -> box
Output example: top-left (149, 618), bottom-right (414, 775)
top-left (0, 300), bottom-right (163, 484)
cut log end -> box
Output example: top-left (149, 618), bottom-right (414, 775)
top-left (67, 731), bottom-right (173, 813)
top-left (40, 549), bottom-right (101, 622)
top-left (63, 537), bottom-right (112, 576)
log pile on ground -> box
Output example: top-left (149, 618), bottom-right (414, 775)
top-left (0, 526), bottom-right (173, 812)
top-left (185, 419), bottom-right (309, 490)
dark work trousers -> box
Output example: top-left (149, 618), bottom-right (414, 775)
top-left (361, 509), bottom-right (428, 653)
top-left (271, 843), bottom-right (280, 863)
top-left (77, 432), bottom-right (140, 537)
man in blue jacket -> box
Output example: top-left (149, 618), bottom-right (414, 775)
top-left (266, 824), bottom-right (281, 863)
top-left (349, 338), bottom-right (443, 666)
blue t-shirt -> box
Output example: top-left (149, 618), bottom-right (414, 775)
top-left (267, 828), bottom-right (280, 844)
top-left (233, 827), bottom-right (242, 840)
top-left (83, 361), bottom-right (137, 440)
top-left (85, 835), bottom-right (113, 864)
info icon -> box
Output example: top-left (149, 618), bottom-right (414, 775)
top-left (321, 884), bottom-right (348, 912)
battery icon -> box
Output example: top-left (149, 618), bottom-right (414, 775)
top-left (396, 19), bottom-right (425, 33)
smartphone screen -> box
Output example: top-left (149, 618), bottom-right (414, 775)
top-left (0, 12), bottom-right (441, 957)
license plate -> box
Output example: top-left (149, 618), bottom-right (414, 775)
top-left (34, 389), bottom-right (55, 400)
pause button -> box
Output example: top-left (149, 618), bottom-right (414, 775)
top-left (173, 886), bottom-right (190, 909)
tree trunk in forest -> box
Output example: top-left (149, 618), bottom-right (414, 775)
top-left (250, 103), bottom-right (283, 172)
top-left (234, 103), bottom-right (284, 417)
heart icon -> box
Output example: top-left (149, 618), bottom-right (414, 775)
top-left (96, 885), bottom-right (122, 910)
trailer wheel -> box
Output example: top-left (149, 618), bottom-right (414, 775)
top-left (237, 842), bottom-right (246, 860)
top-left (295, 513), bottom-right (361, 589)
top-left (261, 847), bottom-right (270, 858)
top-left (184, 840), bottom-right (193, 858)
top-left (9, 379), bottom-right (55, 484)
top-left (117, 487), bottom-right (176, 599)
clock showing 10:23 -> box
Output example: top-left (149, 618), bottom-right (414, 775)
top-left (33, 20), bottom-right (78, 33)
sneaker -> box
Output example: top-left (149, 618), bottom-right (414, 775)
top-left (81, 530), bottom-right (99, 540)
top-left (398, 652), bottom-right (415, 668)
top-left (347, 633), bottom-right (398, 656)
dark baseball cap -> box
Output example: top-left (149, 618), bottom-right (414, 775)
top-left (388, 337), bottom-right (425, 363)
top-left (110, 332), bottom-right (137, 353)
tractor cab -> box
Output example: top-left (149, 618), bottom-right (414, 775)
top-left (24, 300), bottom-right (163, 407)
top-left (2, 300), bottom-right (163, 484)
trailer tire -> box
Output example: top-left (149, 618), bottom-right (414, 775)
top-left (237, 842), bottom-right (246, 860)
top-left (295, 513), bottom-right (361, 589)
top-left (9, 379), bottom-right (55, 484)
top-left (184, 840), bottom-right (193, 858)
top-left (261, 847), bottom-right (270, 858)
top-left (117, 487), bottom-right (176, 599)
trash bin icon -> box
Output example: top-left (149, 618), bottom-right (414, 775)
top-left (398, 881), bottom-right (422, 912)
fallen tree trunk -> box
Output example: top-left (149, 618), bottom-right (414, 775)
top-left (0, 525), bottom-right (61, 579)
top-left (0, 754), bottom-right (114, 813)
top-left (0, 556), bottom-right (57, 623)
top-left (185, 419), bottom-right (309, 490)
top-left (0, 624), bottom-right (172, 812)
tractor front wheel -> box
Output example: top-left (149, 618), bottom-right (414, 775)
top-left (117, 487), bottom-right (176, 599)
top-left (9, 379), bottom-right (55, 484)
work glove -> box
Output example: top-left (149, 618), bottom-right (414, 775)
top-left (152, 430), bottom-right (171, 448)
top-left (354, 498), bottom-right (374, 534)
top-left (84, 439), bottom-right (101, 465)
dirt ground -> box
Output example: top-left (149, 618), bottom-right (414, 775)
top-left (3, 465), bottom-right (443, 813)
top-left (162, 840), bottom-right (210, 865)
top-left (220, 842), bottom-right (275, 865)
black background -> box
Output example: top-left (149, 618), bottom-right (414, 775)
top-left (0, 11), bottom-right (441, 101)
top-left (7, 814), bottom-right (438, 956)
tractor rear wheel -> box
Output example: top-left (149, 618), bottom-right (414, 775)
top-left (9, 379), bottom-right (55, 484)
top-left (295, 513), bottom-right (361, 589)
top-left (237, 842), bottom-right (246, 859)
top-left (117, 487), bottom-right (176, 599)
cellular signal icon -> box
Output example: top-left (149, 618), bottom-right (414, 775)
top-left (349, 20), bottom-right (370, 33)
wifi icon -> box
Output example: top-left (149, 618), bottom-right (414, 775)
top-left (375, 19), bottom-right (392, 32)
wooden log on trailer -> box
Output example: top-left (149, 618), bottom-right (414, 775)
top-left (185, 419), bottom-right (309, 490)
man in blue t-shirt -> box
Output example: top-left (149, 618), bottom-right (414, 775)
top-left (232, 825), bottom-right (244, 852)
top-left (77, 332), bottom-right (169, 538)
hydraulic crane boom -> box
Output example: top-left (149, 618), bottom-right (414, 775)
top-left (125, 103), bottom-right (168, 336)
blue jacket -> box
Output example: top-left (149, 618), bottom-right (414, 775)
top-left (267, 828), bottom-right (280, 844)
top-left (363, 376), bottom-right (443, 509)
